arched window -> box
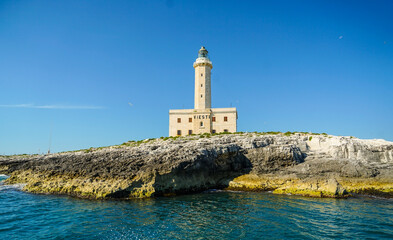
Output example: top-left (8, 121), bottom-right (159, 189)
top-left (200, 122), bottom-right (203, 127)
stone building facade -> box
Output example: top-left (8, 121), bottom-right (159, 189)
top-left (169, 47), bottom-right (237, 136)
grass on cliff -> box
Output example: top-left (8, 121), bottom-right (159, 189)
top-left (0, 153), bottom-right (38, 158)
top-left (50, 131), bottom-right (334, 155)
top-left (158, 131), bottom-right (329, 140)
top-left (1, 131), bottom-right (337, 157)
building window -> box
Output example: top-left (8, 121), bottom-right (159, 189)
top-left (224, 129), bottom-right (228, 132)
top-left (201, 94), bottom-right (203, 98)
top-left (177, 118), bottom-right (181, 123)
top-left (212, 130), bottom-right (216, 134)
top-left (201, 84), bottom-right (203, 87)
top-left (177, 130), bottom-right (181, 136)
top-left (200, 122), bottom-right (203, 127)
top-left (201, 73), bottom-right (203, 77)
top-left (188, 130), bottom-right (192, 135)
top-left (212, 117), bottom-right (216, 122)
top-left (189, 118), bottom-right (192, 123)
top-left (224, 116), bottom-right (228, 122)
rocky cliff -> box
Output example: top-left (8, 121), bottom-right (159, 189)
top-left (1, 133), bottom-right (392, 199)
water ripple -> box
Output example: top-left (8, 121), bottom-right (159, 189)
top-left (0, 187), bottom-right (392, 239)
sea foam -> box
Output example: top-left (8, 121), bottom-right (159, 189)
top-left (0, 183), bottom-right (26, 191)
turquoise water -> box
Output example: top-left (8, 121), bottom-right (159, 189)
top-left (1, 175), bottom-right (392, 239)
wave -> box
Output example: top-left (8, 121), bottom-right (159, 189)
top-left (0, 183), bottom-right (26, 191)
top-left (0, 175), bottom-right (9, 183)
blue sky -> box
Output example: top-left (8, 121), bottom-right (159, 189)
top-left (1, 0), bottom-right (392, 154)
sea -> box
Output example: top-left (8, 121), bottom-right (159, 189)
top-left (0, 175), bottom-right (392, 239)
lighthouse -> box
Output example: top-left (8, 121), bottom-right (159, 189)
top-left (193, 46), bottom-right (212, 110)
top-left (169, 47), bottom-right (237, 136)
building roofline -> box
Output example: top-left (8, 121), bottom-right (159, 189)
top-left (169, 107), bottom-right (237, 114)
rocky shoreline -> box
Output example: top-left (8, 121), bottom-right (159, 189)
top-left (1, 132), bottom-right (392, 199)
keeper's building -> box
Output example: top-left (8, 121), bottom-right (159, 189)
top-left (169, 47), bottom-right (237, 136)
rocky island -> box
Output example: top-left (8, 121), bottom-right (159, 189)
top-left (1, 132), bottom-right (392, 199)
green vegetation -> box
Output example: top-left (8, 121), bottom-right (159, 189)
top-left (84, 147), bottom-right (94, 153)
top-left (0, 153), bottom-right (33, 158)
top-left (161, 136), bottom-right (182, 141)
top-left (27, 130), bottom-right (334, 156)
top-left (264, 131), bottom-right (282, 135)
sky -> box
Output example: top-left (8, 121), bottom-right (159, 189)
top-left (0, 0), bottom-right (392, 154)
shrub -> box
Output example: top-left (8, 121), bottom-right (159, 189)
top-left (84, 147), bottom-right (94, 153)
top-left (266, 131), bottom-right (281, 135)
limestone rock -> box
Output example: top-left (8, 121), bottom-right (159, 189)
top-left (1, 133), bottom-right (392, 199)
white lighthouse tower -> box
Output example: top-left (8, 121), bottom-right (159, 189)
top-left (193, 46), bottom-right (212, 110)
top-left (169, 47), bottom-right (237, 136)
